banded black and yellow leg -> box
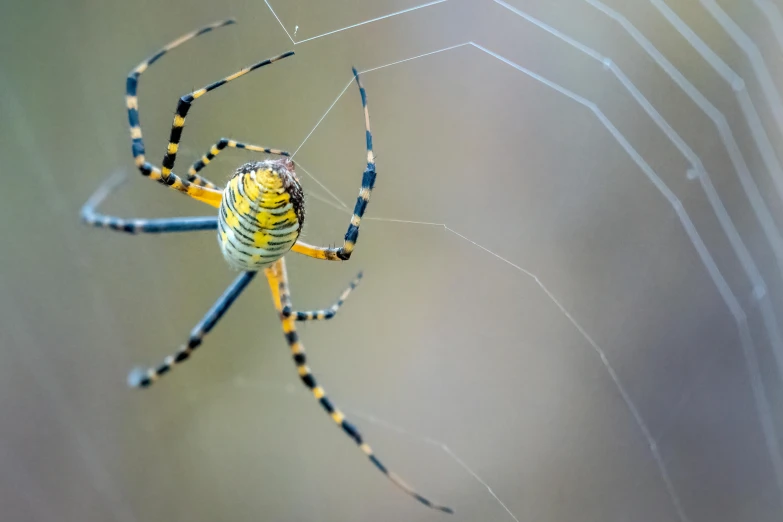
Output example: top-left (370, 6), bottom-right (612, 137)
top-left (81, 171), bottom-right (218, 234)
top-left (264, 259), bottom-right (452, 514)
top-left (127, 271), bottom-right (257, 388)
top-left (292, 68), bottom-right (376, 262)
top-left (281, 271), bottom-right (362, 321)
top-left (187, 138), bottom-right (291, 189)
top-left (158, 51), bottom-right (294, 185)
top-left (126, 20), bottom-right (233, 207)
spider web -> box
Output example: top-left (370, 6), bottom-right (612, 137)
top-left (241, 1), bottom-right (783, 520)
top-left (3, 0), bottom-right (783, 521)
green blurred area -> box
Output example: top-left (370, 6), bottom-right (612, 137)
top-left (2, 1), bottom-right (783, 521)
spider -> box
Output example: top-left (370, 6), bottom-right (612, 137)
top-left (79, 19), bottom-right (453, 515)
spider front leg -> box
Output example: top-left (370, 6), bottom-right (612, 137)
top-left (127, 271), bottom-right (256, 387)
top-left (281, 271), bottom-right (362, 321)
top-left (125, 19), bottom-right (237, 208)
top-left (291, 68), bottom-right (376, 262)
top-left (157, 51), bottom-right (294, 187)
top-left (123, 18), bottom-right (293, 207)
top-left (187, 138), bottom-right (290, 190)
top-left (81, 171), bottom-right (218, 234)
top-left (264, 258), bottom-right (452, 513)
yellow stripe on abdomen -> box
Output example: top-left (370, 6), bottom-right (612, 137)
top-left (218, 162), bottom-right (303, 271)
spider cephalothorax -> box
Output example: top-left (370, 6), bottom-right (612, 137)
top-left (218, 159), bottom-right (305, 271)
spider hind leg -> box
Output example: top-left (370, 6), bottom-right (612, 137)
top-left (281, 271), bottom-right (363, 321)
top-left (265, 259), bottom-right (453, 514)
top-left (128, 271), bottom-right (257, 388)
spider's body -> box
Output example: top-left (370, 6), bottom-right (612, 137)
top-left (80, 19), bottom-right (452, 515)
top-left (218, 159), bottom-right (304, 271)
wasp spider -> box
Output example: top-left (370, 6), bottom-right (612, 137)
top-left (80, 19), bottom-right (452, 514)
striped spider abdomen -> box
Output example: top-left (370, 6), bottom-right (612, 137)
top-left (218, 158), bottom-right (305, 271)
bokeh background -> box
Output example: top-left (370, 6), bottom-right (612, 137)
top-left (2, 0), bottom-right (783, 520)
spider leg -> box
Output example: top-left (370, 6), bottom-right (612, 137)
top-left (157, 51), bottom-right (294, 186)
top-left (187, 138), bottom-right (291, 190)
top-left (126, 19), bottom-right (237, 207)
top-left (281, 271), bottom-right (362, 321)
top-left (292, 68), bottom-right (376, 262)
top-left (81, 171), bottom-right (218, 234)
top-left (128, 271), bottom-right (257, 388)
top-left (264, 258), bottom-right (452, 514)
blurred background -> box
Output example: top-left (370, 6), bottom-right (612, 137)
top-left (2, 0), bottom-right (783, 520)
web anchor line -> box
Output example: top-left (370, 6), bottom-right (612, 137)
top-left (263, 0), bottom-right (450, 46)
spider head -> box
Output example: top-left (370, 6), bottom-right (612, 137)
top-left (281, 156), bottom-right (296, 174)
top-left (236, 157), bottom-right (298, 181)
